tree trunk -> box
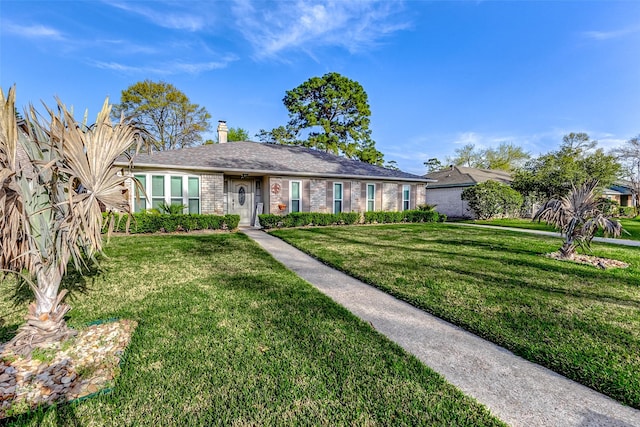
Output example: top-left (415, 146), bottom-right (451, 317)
top-left (4, 266), bottom-right (76, 356)
top-left (559, 241), bottom-right (576, 259)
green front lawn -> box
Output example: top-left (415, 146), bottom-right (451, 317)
top-left (466, 217), bottom-right (640, 240)
top-left (0, 233), bottom-right (502, 426)
top-left (271, 224), bottom-right (640, 408)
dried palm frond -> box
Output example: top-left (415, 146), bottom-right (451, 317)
top-left (534, 180), bottom-right (622, 257)
top-left (0, 87), bottom-right (31, 274)
top-left (1, 86), bottom-right (141, 354)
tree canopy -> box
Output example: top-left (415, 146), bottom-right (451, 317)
top-left (227, 127), bottom-right (250, 142)
top-left (512, 133), bottom-right (620, 199)
top-left (113, 79), bottom-right (211, 151)
top-left (461, 180), bottom-right (523, 220)
top-left (424, 158), bottom-right (443, 173)
top-left (257, 72), bottom-right (384, 165)
top-left (446, 142), bottom-right (529, 171)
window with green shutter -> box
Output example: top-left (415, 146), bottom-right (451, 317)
top-left (134, 174), bottom-right (147, 212)
top-left (291, 181), bottom-right (301, 212)
top-left (188, 177), bottom-right (200, 214)
top-left (171, 176), bottom-right (183, 209)
top-left (403, 184), bottom-right (410, 211)
top-left (334, 183), bottom-right (343, 213)
top-left (152, 175), bottom-right (165, 210)
top-left (367, 183), bottom-right (375, 212)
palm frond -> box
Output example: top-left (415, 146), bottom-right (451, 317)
top-left (533, 179), bottom-right (622, 257)
top-left (0, 87), bottom-right (31, 273)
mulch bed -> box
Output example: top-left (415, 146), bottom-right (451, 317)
top-left (0, 319), bottom-right (136, 419)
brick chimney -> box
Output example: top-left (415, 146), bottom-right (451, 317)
top-left (217, 120), bottom-right (228, 144)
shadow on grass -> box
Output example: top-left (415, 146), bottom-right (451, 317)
top-left (359, 249), bottom-right (640, 309)
top-left (276, 229), bottom-right (640, 309)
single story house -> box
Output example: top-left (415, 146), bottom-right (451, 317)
top-left (603, 182), bottom-right (635, 207)
top-left (118, 121), bottom-right (432, 226)
top-left (424, 166), bottom-right (512, 218)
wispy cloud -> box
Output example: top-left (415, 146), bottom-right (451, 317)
top-left (106, 1), bottom-right (209, 31)
top-left (231, 0), bottom-right (410, 58)
top-left (2, 22), bottom-right (65, 40)
top-left (97, 39), bottom-right (159, 55)
top-left (583, 26), bottom-right (640, 41)
top-left (91, 56), bottom-right (238, 75)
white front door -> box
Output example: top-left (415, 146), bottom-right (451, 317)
top-left (230, 180), bottom-right (253, 226)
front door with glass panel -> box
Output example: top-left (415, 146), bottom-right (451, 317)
top-left (230, 181), bottom-right (253, 226)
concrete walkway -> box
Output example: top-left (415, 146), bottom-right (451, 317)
top-left (451, 222), bottom-right (640, 247)
top-left (241, 228), bottom-right (640, 427)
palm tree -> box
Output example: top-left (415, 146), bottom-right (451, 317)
top-left (0, 87), bottom-right (140, 355)
top-left (534, 180), bottom-right (622, 258)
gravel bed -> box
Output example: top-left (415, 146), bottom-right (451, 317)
top-left (0, 319), bottom-right (136, 419)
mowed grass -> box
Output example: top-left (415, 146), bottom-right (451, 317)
top-left (0, 233), bottom-right (502, 426)
top-left (271, 224), bottom-right (640, 408)
top-left (467, 217), bottom-right (640, 241)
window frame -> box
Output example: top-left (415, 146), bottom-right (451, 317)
top-left (333, 182), bottom-right (343, 214)
top-left (366, 183), bottom-right (376, 212)
top-left (133, 174), bottom-right (147, 212)
top-left (402, 184), bottom-right (411, 211)
top-left (290, 180), bottom-right (302, 213)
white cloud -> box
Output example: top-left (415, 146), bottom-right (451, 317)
top-left (91, 56), bottom-right (238, 75)
top-left (97, 39), bottom-right (159, 55)
top-left (583, 26), bottom-right (640, 41)
top-left (2, 22), bottom-right (64, 40)
top-left (107, 1), bottom-right (209, 31)
top-left (230, 0), bottom-right (410, 59)
top-left (452, 132), bottom-right (480, 146)
top-left (171, 56), bottom-right (239, 73)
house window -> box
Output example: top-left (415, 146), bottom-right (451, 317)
top-left (171, 176), bottom-right (183, 208)
top-left (152, 175), bottom-right (165, 210)
top-left (334, 182), bottom-right (343, 213)
top-left (367, 183), bottom-right (375, 212)
top-left (403, 184), bottom-right (410, 211)
top-left (290, 181), bottom-right (301, 213)
top-left (133, 173), bottom-right (200, 214)
top-left (133, 174), bottom-right (147, 212)
top-left (188, 177), bottom-right (199, 214)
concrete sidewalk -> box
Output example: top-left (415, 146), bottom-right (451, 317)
top-left (241, 228), bottom-right (640, 427)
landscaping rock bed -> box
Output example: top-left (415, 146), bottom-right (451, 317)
top-left (0, 319), bottom-right (136, 419)
top-left (546, 251), bottom-right (629, 269)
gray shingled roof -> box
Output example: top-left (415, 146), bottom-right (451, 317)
top-left (119, 141), bottom-right (430, 182)
top-left (425, 166), bottom-right (512, 188)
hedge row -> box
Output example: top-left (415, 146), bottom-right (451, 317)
top-left (102, 212), bottom-right (240, 234)
top-left (363, 209), bottom-right (446, 224)
top-left (258, 212), bottom-right (360, 229)
top-left (258, 209), bottom-right (446, 229)
top-left (618, 206), bottom-right (636, 217)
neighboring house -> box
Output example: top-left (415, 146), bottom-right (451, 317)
top-left (424, 166), bottom-right (513, 218)
top-left (603, 182), bottom-right (635, 207)
top-left (118, 121), bottom-right (432, 226)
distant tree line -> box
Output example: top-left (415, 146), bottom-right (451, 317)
top-left (434, 132), bottom-right (640, 220)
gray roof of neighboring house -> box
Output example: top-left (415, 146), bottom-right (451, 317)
top-left (424, 165), bottom-right (513, 188)
top-left (606, 183), bottom-right (634, 195)
top-left (119, 141), bottom-right (430, 182)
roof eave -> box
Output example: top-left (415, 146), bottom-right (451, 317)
top-left (117, 161), bottom-right (432, 183)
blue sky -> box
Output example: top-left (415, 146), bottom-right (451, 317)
top-left (1, 0), bottom-right (639, 175)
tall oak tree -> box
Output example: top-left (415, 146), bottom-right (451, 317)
top-left (113, 80), bottom-right (211, 151)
